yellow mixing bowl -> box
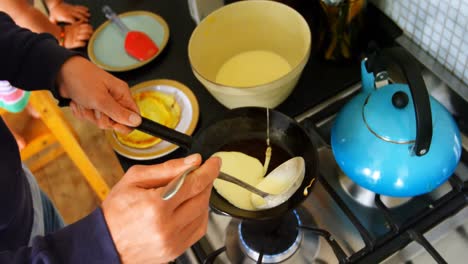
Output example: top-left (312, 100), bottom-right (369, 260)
top-left (188, 0), bottom-right (311, 109)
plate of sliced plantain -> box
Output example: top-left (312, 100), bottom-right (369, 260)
top-left (106, 79), bottom-right (199, 160)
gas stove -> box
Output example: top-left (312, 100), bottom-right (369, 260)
top-left (177, 66), bottom-right (468, 264)
top-left (177, 4), bottom-right (467, 262)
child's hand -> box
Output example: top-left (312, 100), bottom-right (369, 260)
top-left (48, 2), bottom-right (90, 24)
top-left (63, 22), bottom-right (93, 49)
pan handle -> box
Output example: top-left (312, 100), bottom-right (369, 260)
top-left (136, 117), bottom-right (193, 150)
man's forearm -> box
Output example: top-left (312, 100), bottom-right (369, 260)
top-left (0, 12), bottom-right (74, 93)
top-left (0, 208), bottom-right (120, 264)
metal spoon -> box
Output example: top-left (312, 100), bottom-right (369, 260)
top-left (161, 166), bottom-right (199, 200)
top-left (161, 157), bottom-right (306, 210)
top-left (251, 156), bottom-right (305, 209)
top-left (161, 167), bottom-right (271, 200)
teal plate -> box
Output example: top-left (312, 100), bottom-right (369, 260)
top-left (88, 11), bottom-right (169, 72)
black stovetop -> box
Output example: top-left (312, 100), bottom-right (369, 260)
top-left (68, 0), bottom-right (401, 170)
top-left (191, 83), bottom-right (467, 263)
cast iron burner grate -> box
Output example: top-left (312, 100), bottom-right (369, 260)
top-left (202, 209), bottom-right (320, 264)
top-left (239, 211), bottom-right (302, 262)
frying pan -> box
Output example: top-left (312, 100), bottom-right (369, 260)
top-left (137, 107), bottom-right (318, 220)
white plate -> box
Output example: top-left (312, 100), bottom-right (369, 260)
top-left (106, 79), bottom-right (199, 160)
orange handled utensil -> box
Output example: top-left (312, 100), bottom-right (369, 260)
top-left (102, 5), bottom-right (159, 61)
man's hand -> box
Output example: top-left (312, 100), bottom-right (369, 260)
top-left (56, 56), bottom-right (141, 133)
top-left (102, 154), bottom-right (221, 263)
top-left (48, 2), bottom-right (90, 24)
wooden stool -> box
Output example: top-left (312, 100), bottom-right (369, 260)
top-left (1, 91), bottom-right (110, 201)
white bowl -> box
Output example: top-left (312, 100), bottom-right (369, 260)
top-left (188, 0), bottom-right (311, 109)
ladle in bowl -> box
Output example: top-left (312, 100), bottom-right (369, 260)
top-left (162, 156), bottom-right (305, 210)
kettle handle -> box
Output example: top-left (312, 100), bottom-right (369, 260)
top-left (365, 47), bottom-right (433, 156)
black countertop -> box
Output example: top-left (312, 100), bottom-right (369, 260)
top-left (68, 0), bottom-right (400, 170)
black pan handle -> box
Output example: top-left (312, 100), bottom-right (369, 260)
top-left (136, 117), bottom-right (193, 150)
top-left (366, 47), bottom-right (433, 156)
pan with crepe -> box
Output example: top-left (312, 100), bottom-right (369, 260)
top-left (134, 107), bottom-right (319, 220)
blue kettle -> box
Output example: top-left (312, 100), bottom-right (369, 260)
top-left (331, 47), bottom-right (462, 197)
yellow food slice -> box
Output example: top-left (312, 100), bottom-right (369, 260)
top-left (212, 151), bottom-right (264, 210)
top-left (116, 91), bottom-right (181, 148)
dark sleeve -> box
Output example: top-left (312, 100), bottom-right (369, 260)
top-left (0, 208), bottom-right (121, 264)
top-left (0, 12), bottom-right (75, 101)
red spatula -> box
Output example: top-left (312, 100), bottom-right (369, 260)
top-left (102, 6), bottom-right (159, 61)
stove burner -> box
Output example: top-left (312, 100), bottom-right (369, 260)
top-left (225, 209), bottom-right (320, 263)
top-left (338, 167), bottom-right (411, 208)
top-left (239, 211), bottom-right (302, 262)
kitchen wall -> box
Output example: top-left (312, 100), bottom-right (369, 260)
top-left (371, 0), bottom-right (468, 86)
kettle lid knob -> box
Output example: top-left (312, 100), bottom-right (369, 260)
top-left (392, 91), bottom-right (409, 109)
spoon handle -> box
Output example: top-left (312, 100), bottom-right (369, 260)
top-left (161, 166), bottom-right (198, 200)
top-left (162, 167), bottom-right (271, 201)
top-left (218, 172), bottom-right (270, 198)
top-left (102, 5), bottom-right (130, 35)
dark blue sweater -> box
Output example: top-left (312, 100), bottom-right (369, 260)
top-left (0, 12), bottom-right (120, 263)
